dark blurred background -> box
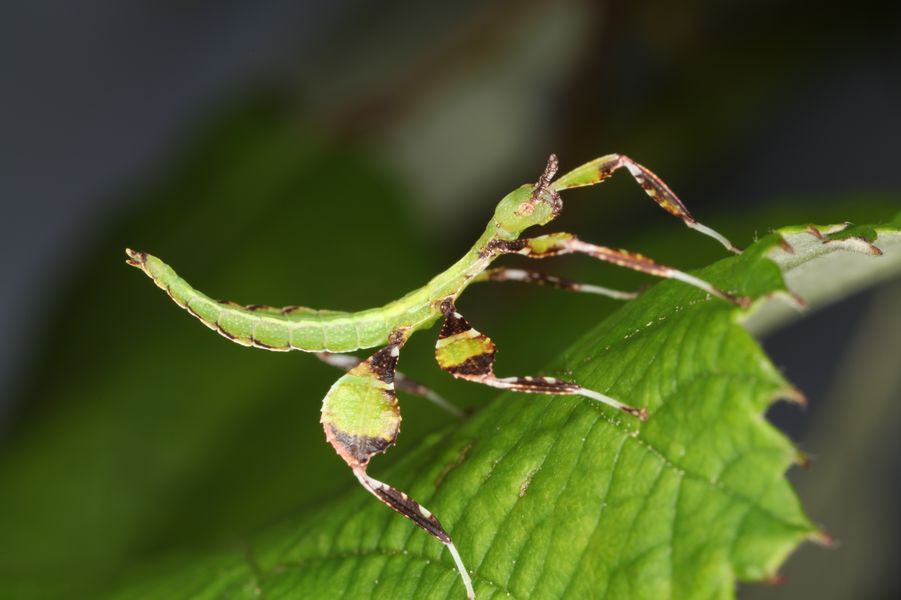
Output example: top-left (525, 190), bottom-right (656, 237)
top-left (1, 1), bottom-right (899, 598)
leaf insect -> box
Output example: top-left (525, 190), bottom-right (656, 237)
top-left (127, 153), bottom-right (747, 599)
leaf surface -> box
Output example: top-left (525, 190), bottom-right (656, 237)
top-left (105, 215), bottom-right (901, 599)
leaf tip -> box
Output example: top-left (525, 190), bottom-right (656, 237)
top-left (812, 530), bottom-right (837, 548)
top-left (773, 385), bottom-right (807, 408)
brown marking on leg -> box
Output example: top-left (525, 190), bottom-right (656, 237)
top-left (368, 330), bottom-right (407, 384)
top-left (620, 157), bottom-right (693, 220)
top-left (435, 302), bottom-right (647, 420)
top-left (319, 336), bottom-right (475, 598)
top-left (438, 304), bottom-right (475, 337)
top-left (321, 331), bottom-right (409, 469)
top-left (352, 468), bottom-right (475, 598)
top-left (325, 426), bottom-right (395, 467)
top-left (495, 233), bottom-right (749, 307)
top-left (551, 155), bottom-right (741, 253)
top-left (480, 237), bottom-right (528, 259)
top-left (445, 351), bottom-right (497, 377)
top-left (354, 468), bottom-right (450, 542)
top-left (534, 154), bottom-right (559, 196)
top-left (473, 267), bottom-right (640, 300)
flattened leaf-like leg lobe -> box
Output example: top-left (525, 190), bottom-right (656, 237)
top-left (317, 351), bottom-right (464, 418)
top-left (435, 300), bottom-right (648, 420)
top-left (550, 154), bottom-right (742, 253)
top-left (319, 333), bottom-right (476, 599)
top-left (320, 338), bottom-right (403, 468)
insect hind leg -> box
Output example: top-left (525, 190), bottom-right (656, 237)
top-left (471, 267), bottom-right (640, 301)
top-left (320, 333), bottom-right (475, 599)
top-left (317, 351), bottom-right (464, 418)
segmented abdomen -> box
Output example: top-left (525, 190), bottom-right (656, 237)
top-left (126, 249), bottom-right (396, 353)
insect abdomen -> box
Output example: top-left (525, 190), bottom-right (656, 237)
top-left (126, 249), bottom-right (402, 353)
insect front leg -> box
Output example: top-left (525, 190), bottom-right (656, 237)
top-left (435, 300), bottom-right (648, 420)
top-left (497, 233), bottom-right (750, 307)
top-left (320, 332), bottom-right (475, 600)
top-left (316, 352), bottom-right (465, 418)
top-left (551, 154), bottom-right (741, 253)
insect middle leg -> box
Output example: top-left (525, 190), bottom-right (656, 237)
top-left (497, 233), bottom-right (750, 307)
top-left (435, 300), bottom-right (648, 420)
top-left (551, 153), bottom-right (741, 254)
top-left (471, 267), bottom-right (640, 300)
top-left (320, 331), bottom-right (475, 599)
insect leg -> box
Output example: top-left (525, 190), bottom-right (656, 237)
top-left (435, 300), bottom-right (647, 421)
top-left (499, 233), bottom-right (750, 307)
top-left (551, 154), bottom-right (741, 253)
top-left (353, 467), bottom-right (475, 600)
top-left (471, 267), bottom-right (639, 300)
top-left (316, 352), bottom-right (464, 418)
top-left (320, 332), bottom-right (475, 599)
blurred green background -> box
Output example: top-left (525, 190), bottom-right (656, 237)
top-left (1, 1), bottom-right (899, 598)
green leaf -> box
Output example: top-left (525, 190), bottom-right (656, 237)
top-left (743, 219), bottom-right (901, 335)
top-left (103, 218), bottom-right (901, 599)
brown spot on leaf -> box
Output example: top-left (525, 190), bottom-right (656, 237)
top-left (519, 468), bottom-right (538, 497)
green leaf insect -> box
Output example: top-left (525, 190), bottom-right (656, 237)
top-left (126, 153), bottom-right (750, 599)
